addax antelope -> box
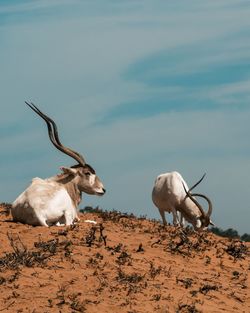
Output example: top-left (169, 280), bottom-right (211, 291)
top-left (12, 102), bottom-right (105, 226)
top-left (152, 171), bottom-right (213, 230)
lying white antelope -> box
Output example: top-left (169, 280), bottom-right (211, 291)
top-left (11, 102), bottom-right (105, 227)
top-left (152, 171), bottom-right (213, 230)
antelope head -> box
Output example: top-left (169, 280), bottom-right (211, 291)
top-left (182, 177), bottom-right (213, 229)
top-left (25, 102), bottom-right (106, 196)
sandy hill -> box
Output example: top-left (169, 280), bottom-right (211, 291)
top-left (0, 204), bottom-right (249, 313)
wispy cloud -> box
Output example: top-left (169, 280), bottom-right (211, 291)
top-left (0, 0), bottom-right (78, 15)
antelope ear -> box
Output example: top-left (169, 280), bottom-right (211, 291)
top-left (60, 166), bottom-right (78, 176)
top-left (209, 220), bottom-right (215, 226)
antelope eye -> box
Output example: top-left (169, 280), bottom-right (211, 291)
top-left (85, 172), bottom-right (91, 177)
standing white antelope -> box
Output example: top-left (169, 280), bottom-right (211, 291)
top-left (11, 102), bottom-right (105, 227)
top-left (152, 171), bottom-right (213, 230)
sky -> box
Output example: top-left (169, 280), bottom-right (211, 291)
top-left (0, 0), bottom-right (250, 234)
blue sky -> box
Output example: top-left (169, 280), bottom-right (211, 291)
top-left (0, 0), bottom-right (250, 234)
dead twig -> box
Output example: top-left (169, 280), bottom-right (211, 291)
top-left (0, 301), bottom-right (15, 311)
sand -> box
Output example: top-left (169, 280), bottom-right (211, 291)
top-left (0, 204), bottom-right (249, 313)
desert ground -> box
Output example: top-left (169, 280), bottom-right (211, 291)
top-left (0, 203), bottom-right (249, 313)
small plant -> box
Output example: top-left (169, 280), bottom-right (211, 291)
top-left (87, 257), bottom-right (98, 267)
top-left (136, 243), bottom-right (144, 252)
top-left (151, 294), bottom-right (161, 301)
top-left (0, 202), bottom-right (12, 215)
top-left (117, 269), bottom-right (144, 284)
top-left (232, 271), bottom-right (240, 279)
top-left (34, 238), bottom-right (73, 257)
top-left (0, 276), bottom-right (6, 285)
top-left (204, 255), bottom-right (211, 265)
top-left (116, 251), bottom-right (132, 266)
top-left (176, 277), bottom-right (193, 289)
top-left (199, 284), bottom-right (218, 295)
top-left (225, 241), bottom-right (248, 259)
top-left (106, 243), bottom-right (123, 254)
top-left (99, 223), bottom-right (107, 246)
top-left (148, 262), bottom-right (162, 279)
top-left (56, 284), bottom-right (68, 306)
top-left (34, 238), bottom-right (59, 254)
top-left (85, 226), bottom-right (97, 247)
top-left (69, 293), bottom-right (86, 312)
top-left (84, 224), bottom-right (107, 247)
top-left (176, 302), bottom-right (200, 313)
top-left (0, 233), bottom-right (50, 270)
